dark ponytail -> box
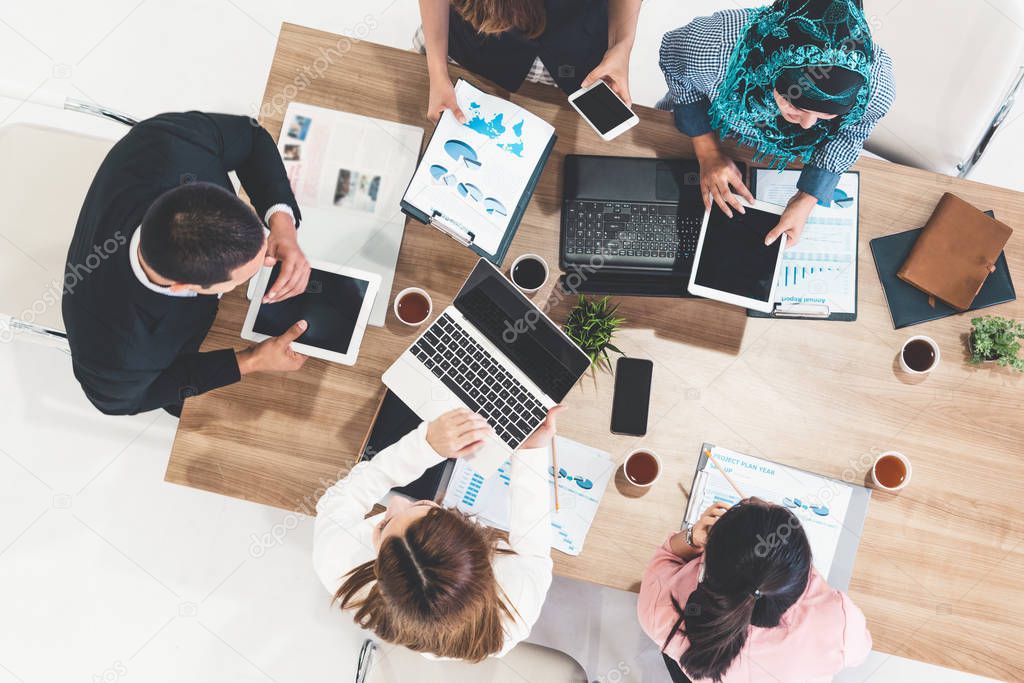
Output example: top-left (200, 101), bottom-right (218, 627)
top-left (669, 500), bottom-right (812, 682)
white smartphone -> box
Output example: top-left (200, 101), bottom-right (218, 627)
top-left (568, 80), bottom-right (639, 141)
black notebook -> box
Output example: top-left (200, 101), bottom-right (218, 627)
top-left (359, 390), bottom-right (454, 502)
top-left (870, 211), bottom-right (1016, 329)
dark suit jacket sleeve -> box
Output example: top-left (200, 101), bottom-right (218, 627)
top-left (187, 111), bottom-right (302, 225)
top-left (76, 348), bottom-right (241, 416)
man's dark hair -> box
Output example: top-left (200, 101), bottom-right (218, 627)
top-left (140, 182), bottom-right (265, 288)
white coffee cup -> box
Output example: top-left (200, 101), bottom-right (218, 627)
top-left (870, 451), bottom-right (912, 492)
top-left (393, 287), bottom-right (433, 326)
top-left (509, 253), bottom-right (550, 294)
top-left (899, 335), bottom-right (941, 374)
top-left (623, 448), bottom-right (662, 488)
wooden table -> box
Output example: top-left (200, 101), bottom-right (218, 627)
top-left (166, 25), bottom-right (1024, 680)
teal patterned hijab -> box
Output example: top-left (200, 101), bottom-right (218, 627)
top-left (708, 0), bottom-right (875, 168)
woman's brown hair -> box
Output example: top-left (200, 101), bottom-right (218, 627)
top-left (451, 0), bottom-right (547, 39)
top-left (334, 506), bottom-right (516, 662)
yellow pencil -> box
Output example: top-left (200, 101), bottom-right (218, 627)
top-left (552, 439), bottom-right (561, 512)
top-left (704, 448), bottom-right (747, 500)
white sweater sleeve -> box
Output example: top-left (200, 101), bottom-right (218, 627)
top-left (493, 445), bottom-right (554, 656)
top-left (312, 422), bottom-right (445, 594)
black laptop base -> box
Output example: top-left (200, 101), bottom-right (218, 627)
top-left (557, 271), bottom-right (696, 298)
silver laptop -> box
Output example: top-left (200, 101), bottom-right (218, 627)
top-left (383, 259), bottom-right (590, 474)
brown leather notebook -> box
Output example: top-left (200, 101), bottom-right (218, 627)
top-left (897, 193), bottom-right (1013, 311)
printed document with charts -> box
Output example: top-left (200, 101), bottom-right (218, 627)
top-left (442, 436), bottom-right (613, 556)
top-left (401, 79), bottom-right (556, 263)
top-left (276, 102), bottom-right (423, 325)
top-left (755, 169), bottom-right (860, 318)
top-left (686, 445), bottom-right (856, 580)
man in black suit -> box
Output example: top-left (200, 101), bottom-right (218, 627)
top-left (63, 111), bottom-right (313, 416)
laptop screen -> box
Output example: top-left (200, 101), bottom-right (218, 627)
top-left (455, 260), bottom-right (589, 401)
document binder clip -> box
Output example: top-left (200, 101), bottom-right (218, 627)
top-left (429, 212), bottom-right (475, 247)
top-left (774, 302), bottom-right (831, 318)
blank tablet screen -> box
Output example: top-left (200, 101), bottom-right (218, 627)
top-left (254, 264), bottom-right (369, 354)
top-left (693, 205), bottom-right (782, 303)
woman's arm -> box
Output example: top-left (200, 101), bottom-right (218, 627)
top-left (312, 423), bottom-right (445, 591)
top-left (494, 443), bottom-right (553, 654)
top-left (581, 0), bottom-right (642, 105)
top-left (419, 0), bottom-right (465, 122)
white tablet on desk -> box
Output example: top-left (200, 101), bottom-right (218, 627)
top-left (241, 260), bottom-right (380, 366)
top-left (687, 199), bottom-right (787, 313)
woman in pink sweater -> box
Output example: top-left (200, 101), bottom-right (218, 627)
top-left (638, 499), bottom-right (871, 683)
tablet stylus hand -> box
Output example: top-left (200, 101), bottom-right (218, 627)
top-left (237, 320), bottom-right (309, 375)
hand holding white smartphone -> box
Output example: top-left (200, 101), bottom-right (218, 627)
top-left (568, 80), bottom-right (639, 141)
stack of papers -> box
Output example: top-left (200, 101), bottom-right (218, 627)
top-left (442, 436), bottom-right (613, 556)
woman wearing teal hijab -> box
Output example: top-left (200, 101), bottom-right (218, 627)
top-left (660, 0), bottom-right (894, 247)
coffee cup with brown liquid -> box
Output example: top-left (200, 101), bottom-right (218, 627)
top-left (871, 451), bottom-right (912, 492)
top-left (899, 335), bottom-right (940, 375)
top-left (394, 287), bottom-right (433, 326)
top-left (623, 448), bottom-right (662, 488)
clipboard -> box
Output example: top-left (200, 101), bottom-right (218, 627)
top-left (684, 442), bottom-right (871, 592)
top-left (400, 78), bottom-right (557, 266)
top-left (746, 171), bottom-right (860, 321)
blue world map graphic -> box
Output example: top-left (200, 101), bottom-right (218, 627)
top-left (464, 101), bottom-right (526, 157)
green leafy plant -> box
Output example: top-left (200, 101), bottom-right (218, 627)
top-left (563, 295), bottom-right (625, 373)
top-left (969, 315), bottom-right (1024, 371)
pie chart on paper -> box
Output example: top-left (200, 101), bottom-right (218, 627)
top-left (444, 139), bottom-right (482, 168)
top-left (483, 197), bottom-right (507, 217)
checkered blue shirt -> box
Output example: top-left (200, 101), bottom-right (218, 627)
top-left (659, 9), bottom-right (896, 203)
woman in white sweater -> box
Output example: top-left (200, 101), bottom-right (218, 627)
top-left (313, 406), bottom-right (563, 661)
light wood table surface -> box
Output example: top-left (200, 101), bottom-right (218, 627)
top-left (166, 25), bottom-right (1024, 680)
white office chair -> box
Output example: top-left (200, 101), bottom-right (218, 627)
top-left (354, 638), bottom-right (588, 683)
top-left (864, 0), bottom-right (1024, 177)
top-left (0, 81), bottom-right (135, 350)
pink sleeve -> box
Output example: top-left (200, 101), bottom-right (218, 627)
top-left (839, 592), bottom-right (872, 667)
top-left (637, 534), bottom-right (699, 653)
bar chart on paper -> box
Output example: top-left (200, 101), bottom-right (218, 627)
top-left (755, 170), bottom-right (860, 314)
top-left (442, 437), bottom-right (614, 555)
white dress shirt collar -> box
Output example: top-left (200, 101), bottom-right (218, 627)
top-left (129, 227), bottom-right (197, 298)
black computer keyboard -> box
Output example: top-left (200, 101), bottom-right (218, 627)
top-left (410, 314), bottom-right (547, 449)
top-left (562, 200), bottom-right (702, 266)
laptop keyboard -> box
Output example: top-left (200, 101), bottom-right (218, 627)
top-left (563, 200), bottom-right (702, 265)
top-left (410, 313), bottom-right (547, 450)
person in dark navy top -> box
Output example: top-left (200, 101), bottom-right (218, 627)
top-left (416, 0), bottom-right (642, 122)
top-left (62, 111), bottom-right (312, 416)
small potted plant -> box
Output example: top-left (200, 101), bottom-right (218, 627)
top-left (563, 295), bottom-right (624, 374)
top-left (968, 315), bottom-right (1024, 371)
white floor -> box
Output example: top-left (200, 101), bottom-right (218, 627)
top-left (0, 2), bottom-right (1019, 682)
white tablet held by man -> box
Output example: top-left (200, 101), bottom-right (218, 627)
top-left (242, 260), bottom-right (380, 365)
top-left (568, 80), bottom-right (639, 141)
top-left (687, 199), bottom-right (787, 313)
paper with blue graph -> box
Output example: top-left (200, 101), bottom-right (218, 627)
top-left (755, 169), bottom-right (860, 315)
top-left (686, 445), bottom-right (854, 580)
top-left (402, 79), bottom-right (555, 258)
top-left (442, 436), bottom-right (613, 556)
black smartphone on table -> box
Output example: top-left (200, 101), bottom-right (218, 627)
top-left (610, 357), bottom-right (654, 436)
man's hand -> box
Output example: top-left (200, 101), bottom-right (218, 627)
top-left (426, 408), bottom-right (493, 458)
top-left (765, 191), bottom-right (818, 248)
top-left (264, 213), bottom-right (310, 303)
top-left (237, 320), bottom-right (309, 375)
top-left (581, 42), bottom-right (633, 107)
top-left (426, 75), bottom-right (466, 124)
top-left (521, 405), bottom-right (566, 450)
top-left (693, 135), bottom-right (754, 218)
